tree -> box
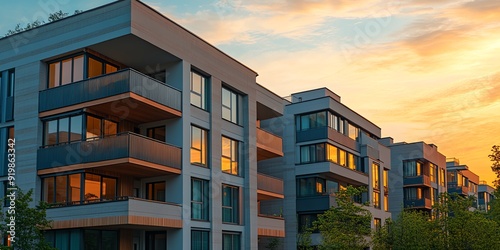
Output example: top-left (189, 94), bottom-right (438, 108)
top-left (313, 186), bottom-right (372, 250)
top-left (490, 145), bottom-right (500, 188)
top-left (4, 10), bottom-right (82, 37)
top-left (0, 188), bottom-right (55, 250)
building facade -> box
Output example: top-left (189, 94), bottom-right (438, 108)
top-left (478, 181), bottom-right (495, 212)
top-left (258, 89), bottom-right (392, 249)
top-left (380, 139), bottom-right (447, 219)
top-left (0, 0), bottom-right (286, 249)
top-left (446, 158), bottom-right (480, 206)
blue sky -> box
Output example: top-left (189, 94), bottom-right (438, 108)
top-left (2, 0), bottom-right (500, 184)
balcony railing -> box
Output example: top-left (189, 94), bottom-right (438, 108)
top-left (296, 127), bottom-right (357, 151)
top-left (447, 183), bottom-right (469, 195)
top-left (47, 196), bottom-right (182, 229)
top-left (38, 132), bottom-right (181, 171)
top-left (404, 198), bottom-right (432, 209)
top-left (257, 173), bottom-right (284, 195)
top-left (404, 175), bottom-right (431, 187)
top-left (39, 68), bottom-right (181, 113)
top-left (256, 127), bottom-right (283, 160)
top-left (257, 214), bottom-right (285, 237)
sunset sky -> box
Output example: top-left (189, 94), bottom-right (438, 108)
top-left (1, 0), bottom-right (499, 185)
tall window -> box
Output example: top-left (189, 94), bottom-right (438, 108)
top-left (221, 137), bottom-right (239, 175)
top-left (191, 230), bottom-right (209, 250)
top-left (404, 187), bottom-right (423, 200)
top-left (147, 126), bottom-right (166, 141)
top-left (191, 126), bottom-right (208, 167)
top-left (429, 163), bottom-right (436, 182)
top-left (191, 71), bottom-right (208, 110)
top-left (145, 231), bottom-right (166, 250)
top-left (383, 169), bottom-right (389, 211)
top-left (222, 185), bottom-right (239, 224)
top-left (374, 218), bottom-right (381, 231)
top-left (440, 168), bottom-right (445, 186)
top-left (403, 161), bottom-right (422, 177)
top-left (146, 182), bottom-right (166, 202)
top-left (222, 87), bottom-right (240, 124)
top-left (372, 163), bottom-right (380, 190)
top-left (222, 232), bottom-right (241, 250)
top-left (191, 178), bottom-right (209, 221)
top-left (348, 123), bottom-right (360, 141)
top-left (373, 192), bottom-right (380, 209)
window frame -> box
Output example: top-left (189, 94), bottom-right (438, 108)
top-left (222, 185), bottom-right (239, 224)
top-left (191, 178), bottom-right (209, 221)
top-left (190, 70), bottom-right (209, 110)
top-left (221, 136), bottom-right (239, 176)
top-left (221, 87), bottom-right (241, 124)
top-left (191, 230), bottom-right (210, 250)
top-left (146, 181), bottom-right (166, 202)
top-left (191, 125), bottom-right (208, 167)
top-left (222, 232), bottom-right (241, 250)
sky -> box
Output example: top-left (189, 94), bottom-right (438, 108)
top-left (1, 0), bottom-right (499, 185)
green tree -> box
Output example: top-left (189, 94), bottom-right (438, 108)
top-left (313, 186), bottom-right (372, 250)
top-left (4, 10), bottom-right (82, 37)
top-left (0, 188), bottom-right (55, 250)
top-left (490, 145), bottom-right (500, 188)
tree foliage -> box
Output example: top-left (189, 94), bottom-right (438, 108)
top-left (490, 145), bottom-right (500, 188)
top-left (313, 186), bottom-right (372, 250)
top-left (4, 10), bottom-right (82, 37)
top-left (0, 188), bottom-right (55, 250)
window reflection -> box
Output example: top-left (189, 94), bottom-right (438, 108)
top-left (85, 174), bottom-right (101, 201)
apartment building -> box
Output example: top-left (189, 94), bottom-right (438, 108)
top-left (257, 88), bottom-right (392, 249)
top-left (379, 138), bottom-right (447, 219)
top-left (0, 0), bottom-right (286, 249)
top-left (478, 181), bottom-right (495, 212)
top-left (446, 158), bottom-right (479, 205)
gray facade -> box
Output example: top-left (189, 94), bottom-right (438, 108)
top-left (0, 0), bottom-right (285, 249)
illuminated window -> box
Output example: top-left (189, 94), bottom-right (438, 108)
top-left (384, 194), bottom-right (389, 211)
top-left (339, 149), bottom-right (347, 167)
top-left (373, 192), bottom-right (380, 209)
top-left (327, 144), bottom-right (338, 163)
top-left (429, 163), bottom-right (436, 182)
top-left (191, 126), bottom-right (208, 167)
top-left (374, 218), bottom-right (381, 231)
top-left (221, 137), bottom-right (239, 175)
top-left (146, 182), bottom-right (166, 202)
top-left (348, 123), bottom-right (360, 140)
top-left (372, 163), bottom-right (380, 190)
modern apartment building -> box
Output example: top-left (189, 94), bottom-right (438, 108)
top-left (379, 138), bottom-right (447, 219)
top-left (478, 181), bottom-right (495, 212)
top-left (446, 158), bottom-right (479, 205)
top-left (0, 0), bottom-right (286, 249)
top-left (258, 88), bottom-right (392, 249)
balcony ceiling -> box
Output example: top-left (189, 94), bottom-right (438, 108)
top-left (88, 34), bottom-right (180, 73)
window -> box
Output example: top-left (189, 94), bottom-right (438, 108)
top-left (222, 185), bottom-right (239, 224)
top-left (6, 70), bottom-right (14, 98)
top-left (327, 144), bottom-right (338, 163)
top-left (384, 193), bottom-right (389, 211)
top-left (146, 231), bottom-right (166, 250)
top-left (372, 163), bottom-right (380, 190)
top-left (191, 179), bottom-right (209, 221)
top-left (374, 218), bottom-right (381, 231)
top-left (403, 160), bottom-right (422, 177)
top-left (191, 126), bottom-right (208, 167)
top-left (347, 153), bottom-right (357, 170)
top-left (222, 87), bottom-right (240, 124)
top-left (298, 214), bottom-right (319, 232)
top-left (192, 230), bottom-right (209, 250)
top-left (404, 187), bottom-right (423, 200)
top-left (222, 232), bottom-right (240, 250)
top-left (348, 123), bottom-right (360, 140)
top-left (440, 168), bottom-right (445, 186)
top-left (383, 169), bottom-right (389, 191)
top-left (296, 111), bottom-right (327, 131)
top-left (147, 126), bottom-right (166, 141)
top-left (42, 173), bottom-right (116, 205)
top-left (82, 230), bottom-right (118, 250)
top-left (339, 149), bottom-right (347, 167)
top-left (221, 137), bottom-right (239, 175)
top-left (146, 182), bottom-right (166, 202)
top-left (429, 163), bottom-right (436, 182)
top-left (87, 56), bottom-right (117, 78)
top-left (373, 191), bottom-right (380, 209)
top-left (190, 71), bottom-right (208, 110)
top-left (300, 144), bottom-right (325, 163)
top-left (297, 177), bottom-right (326, 197)
top-left (301, 143), bottom-right (360, 171)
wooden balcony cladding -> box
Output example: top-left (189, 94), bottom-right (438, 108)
top-left (256, 127), bottom-right (283, 161)
top-left (257, 215), bottom-right (285, 237)
top-left (47, 197), bottom-right (182, 229)
top-left (39, 69), bottom-right (181, 123)
top-left (403, 175), bottom-right (431, 187)
top-left (448, 183), bottom-right (469, 196)
top-left (37, 132), bottom-right (181, 177)
top-left (257, 173), bottom-right (284, 200)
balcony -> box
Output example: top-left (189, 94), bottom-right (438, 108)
top-left (297, 194), bottom-right (336, 212)
top-left (404, 198), bottom-right (432, 209)
top-left (257, 215), bottom-right (285, 237)
top-left (296, 127), bottom-right (356, 151)
top-left (448, 183), bottom-right (469, 196)
top-left (257, 173), bottom-right (284, 200)
top-left (46, 196), bottom-right (182, 229)
top-left (404, 175), bottom-right (431, 187)
top-left (39, 69), bottom-right (181, 123)
top-left (296, 161), bottom-right (369, 186)
top-left (256, 128), bottom-right (283, 161)
top-left (37, 132), bottom-right (181, 176)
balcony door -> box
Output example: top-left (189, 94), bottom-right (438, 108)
top-left (146, 231), bottom-right (166, 250)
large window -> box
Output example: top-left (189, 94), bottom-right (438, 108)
top-left (429, 163), bottom-right (436, 183)
top-left (191, 126), bottom-right (208, 167)
top-left (191, 71), bottom-right (208, 110)
top-left (348, 123), bottom-right (360, 141)
top-left (191, 178), bottom-right (209, 221)
top-left (403, 160), bottom-right (422, 177)
top-left (48, 53), bottom-right (118, 88)
top-left (222, 185), bottom-right (239, 224)
top-left (298, 213), bottom-right (319, 232)
top-left (373, 191), bottom-right (380, 209)
top-left (43, 114), bottom-right (117, 146)
top-left (222, 87), bottom-right (241, 124)
top-left (297, 177), bottom-right (326, 197)
top-left (222, 232), bottom-right (241, 250)
top-left (146, 182), bottom-right (166, 202)
top-left (221, 137), bottom-right (239, 175)
top-left (300, 143), bottom-right (360, 171)
top-left (296, 111), bottom-right (327, 131)
top-left (404, 187), bottom-right (423, 200)
top-left (192, 230), bottom-right (210, 250)
top-left (43, 173), bottom-right (116, 205)
top-left (146, 231), bottom-right (166, 250)
top-left (147, 126), bottom-right (166, 142)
